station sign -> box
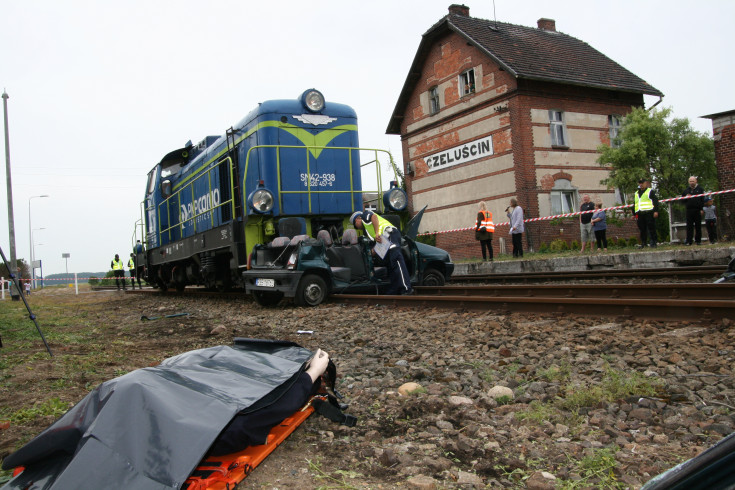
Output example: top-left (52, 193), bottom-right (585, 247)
top-left (424, 135), bottom-right (493, 172)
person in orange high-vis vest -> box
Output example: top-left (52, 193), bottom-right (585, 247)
top-left (475, 201), bottom-right (495, 261)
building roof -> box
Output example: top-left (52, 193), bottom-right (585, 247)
top-left (702, 109), bottom-right (735, 119)
top-left (387, 8), bottom-right (663, 134)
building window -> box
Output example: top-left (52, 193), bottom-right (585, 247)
top-left (429, 86), bottom-right (440, 114)
top-left (460, 69), bottom-right (475, 96)
top-left (608, 115), bottom-right (622, 148)
top-left (550, 178), bottom-right (576, 215)
top-left (549, 110), bottom-right (568, 147)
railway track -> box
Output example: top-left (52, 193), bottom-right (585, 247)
top-left (331, 282), bottom-right (735, 321)
top-left (451, 265), bottom-right (727, 283)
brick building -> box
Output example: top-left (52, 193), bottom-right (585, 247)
top-left (703, 110), bottom-right (735, 241)
top-left (387, 5), bottom-right (662, 259)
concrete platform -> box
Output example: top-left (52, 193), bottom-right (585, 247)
top-left (454, 246), bottom-right (735, 275)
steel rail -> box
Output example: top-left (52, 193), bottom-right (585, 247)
top-left (416, 283), bottom-right (735, 301)
top-left (452, 265), bottom-right (726, 283)
top-left (331, 284), bottom-right (735, 321)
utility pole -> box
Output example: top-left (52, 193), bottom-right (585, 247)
top-left (3, 89), bottom-right (20, 300)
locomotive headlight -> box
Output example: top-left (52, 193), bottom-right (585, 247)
top-left (248, 185), bottom-right (274, 214)
top-left (383, 183), bottom-right (408, 212)
top-left (302, 89), bottom-right (325, 113)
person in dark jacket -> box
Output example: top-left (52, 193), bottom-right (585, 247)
top-left (682, 176), bottom-right (705, 245)
top-left (208, 348), bottom-right (331, 456)
top-left (475, 201), bottom-right (494, 261)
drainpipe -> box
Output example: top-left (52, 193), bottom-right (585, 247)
top-left (646, 95), bottom-right (664, 112)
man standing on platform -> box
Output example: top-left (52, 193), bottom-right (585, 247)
top-left (634, 178), bottom-right (659, 248)
top-left (579, 194), bottom-right (595, 253)
top-left (682, 176), bottom-right (704, 246)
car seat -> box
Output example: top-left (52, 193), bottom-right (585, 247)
top-left (338, 229), bottom-right (368, 281)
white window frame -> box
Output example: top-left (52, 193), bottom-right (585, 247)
top-left (608, 115), bottom-right (622, 148)
top-left (550, 179), bottom-right (577, 215)
top-left (429, 86), bottom-right (440, 114)
top-left (459, 69), bottom-right (475, 97)
top-left (549, 110), bottom-right (569, 147)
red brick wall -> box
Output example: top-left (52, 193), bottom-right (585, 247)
top-left (434, 220), bottom-right (640, 261)
top-left (714, 122), bottom-right (735, 240)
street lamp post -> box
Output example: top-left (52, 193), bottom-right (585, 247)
top-left (29, 195), bottom-right (49, 289)
top-left (31, 228), bottom-right (44, 289)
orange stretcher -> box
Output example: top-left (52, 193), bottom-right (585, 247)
top-left (182, 397), bottom-right (318, 490)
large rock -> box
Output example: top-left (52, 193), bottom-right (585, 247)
top-left (398, 382), bottom-right (423, 396)
top-left (488, 386), bottom-right (514, 400)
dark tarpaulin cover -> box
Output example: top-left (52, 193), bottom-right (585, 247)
top-left (2, 338), bottom-right (313, 490)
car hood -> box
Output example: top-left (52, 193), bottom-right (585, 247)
top-left (404, 205), bottom-right (427, 240)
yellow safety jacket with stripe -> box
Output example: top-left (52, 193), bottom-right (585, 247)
top-left (112, 259), bottom-right (123, 271)
top-left (635, 188), bottom-right (654, 212)
top-left (128, 259), bottom-right (135, 269)
top-left (476, 211), bottom-right (495, 232)
top-left (361, 213), bottom-right (394, 242)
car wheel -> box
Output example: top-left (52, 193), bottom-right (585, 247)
top-left (253, 290), bottom-right (284, 307)
top-left (295, 274), bottom-right (327, 307)
top-left (421, 267), bottom-right (445, 287)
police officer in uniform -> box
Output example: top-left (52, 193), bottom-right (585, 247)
top-left (634, 178), bottom-right (659, 248)
top-left (350, 210), bottom-right (413, 295)
top-left (111, 254), bottom-right (125, 290)
top-left (128, 253), bottom-right (138, 289)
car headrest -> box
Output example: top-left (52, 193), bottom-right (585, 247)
top-left (316, 230), bottom-right (333, 246)
top-left (268, 236), bottom-right (291, 248)
top-left (290, 234), bottom-right (310, 246)
top-left (277, 217), bottom-right (306, 238)
top-left (342, 229), bottom-right (358, 246)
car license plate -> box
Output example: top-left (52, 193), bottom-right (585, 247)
top-left (256, 278), bottom-right (275, 288)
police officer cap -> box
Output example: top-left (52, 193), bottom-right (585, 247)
top-left (349, 211), bottom-right (362, 226)
top-left (638, 177), bottom-right (649, 183)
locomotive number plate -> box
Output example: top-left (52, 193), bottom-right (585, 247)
top-left (256, 278), bottom-right (275, 287)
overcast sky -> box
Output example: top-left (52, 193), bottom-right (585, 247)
top-left (1, 0), bottom-right (733, 277)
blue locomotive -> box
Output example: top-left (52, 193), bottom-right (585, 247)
top-left (136, 89), bottom-right (408, 292)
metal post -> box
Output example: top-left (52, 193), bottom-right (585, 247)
top-left (63, 252), bottom-right (70, 287)
top-left (29, 196), bottom-right (48, 289)
top-left (3, 89), bottom-right (20, 300)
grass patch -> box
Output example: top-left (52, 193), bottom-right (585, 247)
top-left (2, 397), bottom-right (68, 424)
top-left (561, 365), bottom-right (661, 411)
top-left (558, 447), bottom-right (625, 489)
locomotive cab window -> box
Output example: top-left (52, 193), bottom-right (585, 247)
top-left (161, 180), bottom-right (172, 198)
top-left (161, 161), bottom-right (184, 178)
top-left (146, 169), bottom-right (156, 195)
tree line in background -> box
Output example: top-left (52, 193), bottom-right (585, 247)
top-left (598, 106), bottom-right (717, 242)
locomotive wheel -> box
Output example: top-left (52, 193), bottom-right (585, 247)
top-left (294, 274), bottom-right (327, 307)
top-left (253, 290), bottom-right (284, 307)
top-left (421, 267), bottom-right (445, 287)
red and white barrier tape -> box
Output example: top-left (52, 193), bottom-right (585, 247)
top-left (418, 188), bottom-right (734, 237)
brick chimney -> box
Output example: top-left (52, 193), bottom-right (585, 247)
top-left (448, 4), bottom-right (470, 16)
top-left (537, 18), bottom-right (556, 31)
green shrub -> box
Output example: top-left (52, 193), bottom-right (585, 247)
top-left (549, 239), bottom-right (568, 252)
top-left (415, 232), bottom-right (436, 246)
top-left (570, 240), bottom-right (580, 250)
top-left (538, 242), bottom-right (550, 253)
top-left (627, 237), bottom-right (639, 247)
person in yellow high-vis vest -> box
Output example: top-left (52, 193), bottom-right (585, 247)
top-left (475, 201), bottom-right (494, 261)
top-left (634, 178), bottom-right (659, 248)
top-left (128, 254), bottom-right (139, 290)
top-left (350, 210), bottom-right (413, 295)
top-left (111, 254), bottom-right (126, 290)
